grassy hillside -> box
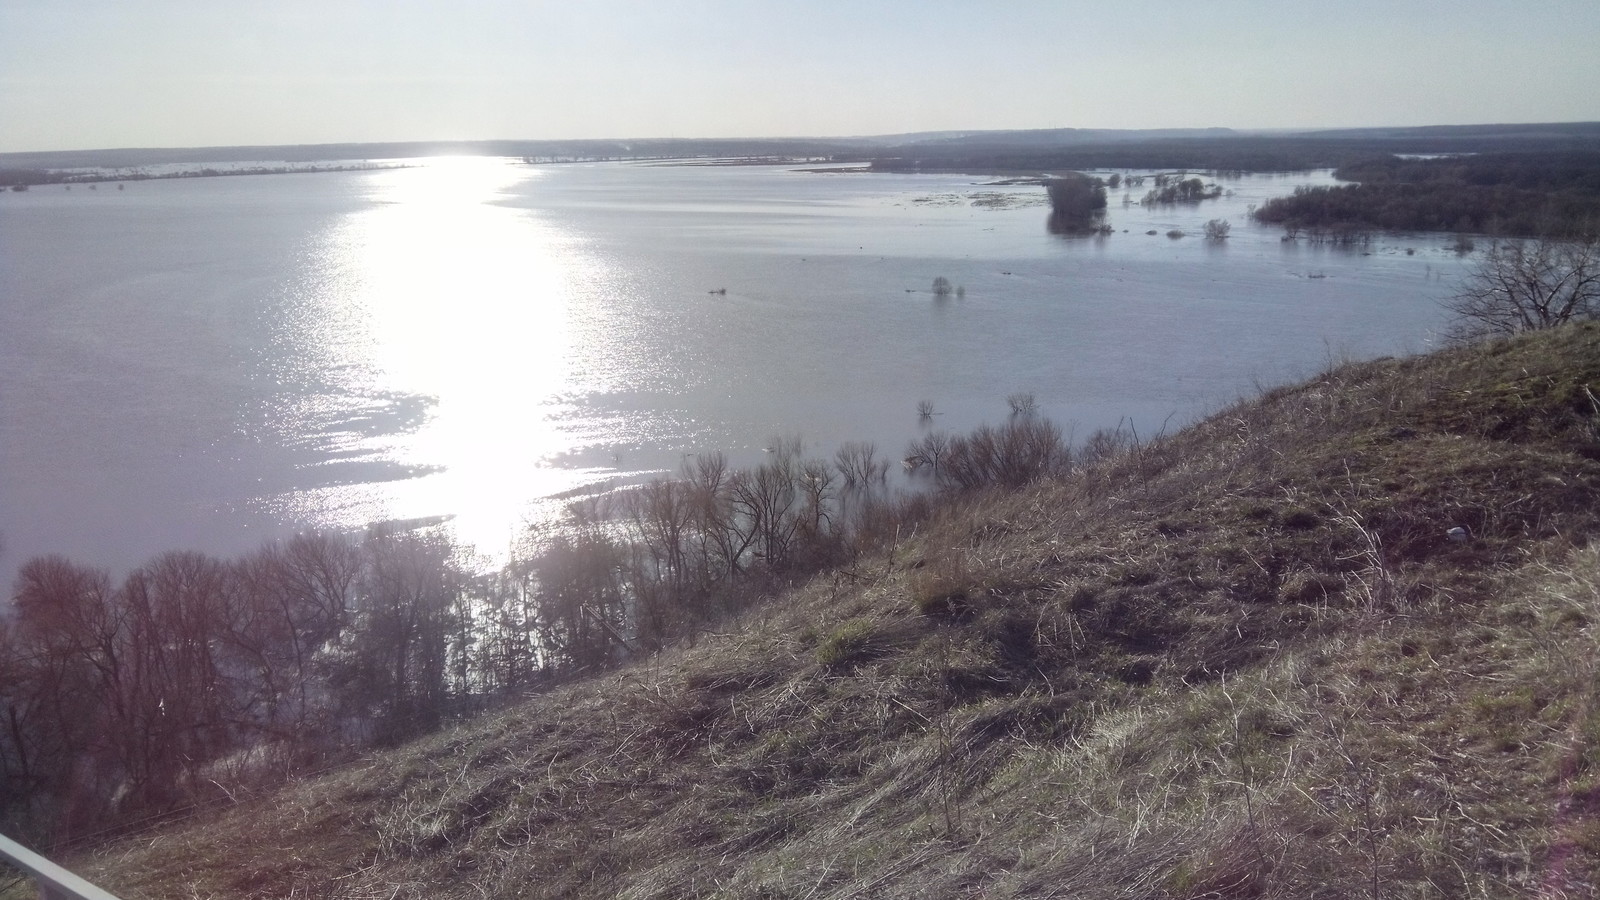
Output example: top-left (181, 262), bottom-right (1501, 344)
top-left (50, 324), bottom-right (1600, 899)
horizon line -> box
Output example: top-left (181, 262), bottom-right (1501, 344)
top-left (6, 120), bottom-right (1600, 161)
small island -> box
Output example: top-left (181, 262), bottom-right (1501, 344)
top-left (1044, 172), bottom-right (1110, 234)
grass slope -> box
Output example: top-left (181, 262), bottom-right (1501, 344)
top-left (65, 324), bottom-right (1600, 899)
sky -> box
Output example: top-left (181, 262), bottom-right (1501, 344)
top-left (2, 0), bottom-right (1599, 153)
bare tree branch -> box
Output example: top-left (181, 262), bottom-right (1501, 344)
top-left (1443, 237), bottom-right (1600, 339)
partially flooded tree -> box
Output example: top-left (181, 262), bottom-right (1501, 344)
top-left (1007, 391), bottom-right (1039, 417)
top-left (347, 529), bottom-right (465, 743)
top-left (1045, 173), bottom-right (1108, 234)
top-left (904, 430), bottom-right (952, 477)
top-left (731, 452), bottom-right (803, 571)
top-left (1142, 176), bottom-right (1221, 205)
top-left (1444, 237), bottom-right (1600, 339)
top-left (533, 516), bottom-right (630, 676)
top-left (5, 557), bottom-right (123, 831)
top-left (231, 532), bottom-right (362, 735)
top-left (795, 460), bottom-right (841, 567)
top-left (834, 442), bottom-right (889, 488)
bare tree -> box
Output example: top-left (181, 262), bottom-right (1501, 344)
top-left (684, 452), bottom-right (748, 591)
top-left (6, 557), bottom-right (123, 830)
top-left (349, 529), bottom-right (464, 742)
top-left (797, 460), bottom-right (838, 555)
top-left (532, 508), bottom-right (630, 675)
top-left (834, 442), bottom-right (888, 488)
top-left (475, 561), bottom-right (544, 694)
top-left (904, 431), bottom-right (951, 476)
top-left (731, 454), bottom-right (802, 571)
top-left (623, 478), bottom-right (696, 624)
top-left (1444, 237), bottom-right (1600, 339)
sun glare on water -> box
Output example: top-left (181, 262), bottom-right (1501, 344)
top-left (283, 157), bottom-right (611, 562)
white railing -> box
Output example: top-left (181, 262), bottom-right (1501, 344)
top-left (0, 833), bottom-right (123, 900)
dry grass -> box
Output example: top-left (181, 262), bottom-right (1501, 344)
top-left (63, 323), bottom-right (1600, 899)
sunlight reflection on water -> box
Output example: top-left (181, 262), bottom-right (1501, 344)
top-left (247, 158), bottom-right (618, 560)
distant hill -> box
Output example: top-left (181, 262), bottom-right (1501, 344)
top-left (1279, 121), bottom-right (1600, 142)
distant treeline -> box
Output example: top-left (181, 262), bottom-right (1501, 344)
top-left (866, 128), bottom-right (1600, 177)
top-left (1253, 152), bottom-right (1600, 238)
top-left (0, 414), bottom-right (1085, 846)
top-left (0, 162), bottom-right (403, 188)
top-left (868, 140), bottom-right (1343, 175)
top-left (1335, 152), bottom-right (1600, 193)
top-left (0, 169), bottom-right (48, 188)
top-left (0, 138), bottom-right (868, 173)
top-left (8, 122), bottom-right (1597, 185)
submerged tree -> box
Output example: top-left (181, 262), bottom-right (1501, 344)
top-left (1142, 176), bottom-right (1222, 205)
top-left (1007, 391), bottom-right (1039, 417)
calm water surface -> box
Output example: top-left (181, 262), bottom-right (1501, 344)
top-left (0, 159), bottom-right (1465, 578)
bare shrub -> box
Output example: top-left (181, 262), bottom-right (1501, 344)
top-left (938, 417), bottom-right (1070, 492)
top-left (850, 491), bottom-right (936, 552)
top-left (1079, 424), bottom-right (1139, 467)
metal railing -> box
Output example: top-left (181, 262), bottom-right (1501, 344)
top-left (0, 833), bottom-right (123, 900)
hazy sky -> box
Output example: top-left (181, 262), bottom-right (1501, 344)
top-left (3, 0), bottom-right (1599, 153)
